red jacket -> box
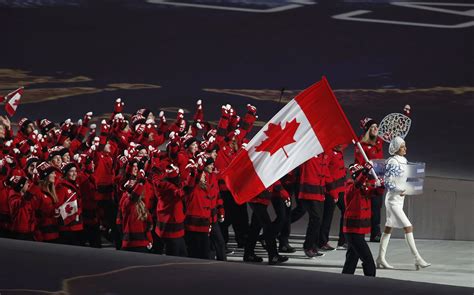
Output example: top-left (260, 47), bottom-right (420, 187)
top-left (119, 182), bottom-right (153, 249)
top-left (343, 179), bottom-right (376, 234)
top-left (9, 189), bottom-right (36, 234)
top-left (185, 171), bottom-right (213, 233)
top-left (298, 153), bottom-right (335, 202)
top-left (354, 138), bottom-right (385, 195)
top-left (327, 150), bottom-right (347, 199)
top-left (155, 180), bottom-right (185, 238)
top-left (0, 178), bottom-right (11, 232)
top-left (354, 137), bottom-right (384, 164)
top-left (79, 173), bottom-right (98, 226)
top-left (93, 151), bottom-right (114, 201)
top-left (207, 171), bottom-right (223, 223)
top-left (34, 190), bottom-right (59, 241)
top-left (215, 144), bottom-right (237, 192)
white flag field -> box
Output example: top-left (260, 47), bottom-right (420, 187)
top-left (59, 194), bottom-right (79, 225)
top-left (222, 77), bottom-right (358, 204)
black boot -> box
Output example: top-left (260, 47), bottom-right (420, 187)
top-left (269, 255), bottom-right (289, 265)
top-left (243, 253), bottom-right (263, 263)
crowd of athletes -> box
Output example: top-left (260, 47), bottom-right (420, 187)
top-left (0, 98), bottom-right (382, 265)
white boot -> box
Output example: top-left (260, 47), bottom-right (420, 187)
top-left (376, 233), bottom-right (394, 269)
top-left (405, 232), bottom-right (431, 270)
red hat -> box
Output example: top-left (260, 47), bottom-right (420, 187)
top-left (36, 161), bottom-right (55, 180)
top-left (18, 118), bottom-right (33, 130)
top-left (38, 118), bottom-right (55, 134)
top-left (61, 161), bottom-right (77, 175)
top-left (131, 114), bottom-right (146, 128)
top-left (360, 117), bottom-right (377, 133)
top-left (48, 146), bottom-right (68, 160)
top-left (21, 155), bottom-right (39, 170)
top-left (7, 175), bottom-right (28, 192)
top-left (136, 108), bottom-right (151, 119)
top-left (183, 137), bottom-right (199, 149)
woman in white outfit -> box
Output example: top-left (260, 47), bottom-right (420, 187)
top-left (376, 136), bottom-right (431, 270)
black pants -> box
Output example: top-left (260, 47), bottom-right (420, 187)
top-left (336, 194), bottom-right (346, 246)
top-left (370, 192), bottom-right (383, 238)
top-left (151, 230), bottom-right (164, 254)
top-left (301, 199), bottom-right (324, 251)
top-left (0, 228), bottom-right (11, 239)
top-left (59, 230), bottom-right (85, 246)
top-left (97, 200), bottom-right (119, 245)
top-left (83, 224), bottom-right (102, 248)
top-left (186, 231), bottom-right (210, 259)
top-left (244, 203), bottom-right (279, 259)
top-left (271, 197), bottom-right (291, 246)
top-left (290, 197), bottom-right (306, 223)
top-left (124, 247), bottom-right (149, 253)
top-left (163, 237), bottom-right (188, 257)
top-left (318, 195), bottom-right (337, 247)
top-left (13, 232), bottom-right (35, 241)
top-left (220, 191), bottom-right (249, 246)
top-left (210, 222), bottom-right (226, 261)
top-left (342, 233), bottom-right (376, 276)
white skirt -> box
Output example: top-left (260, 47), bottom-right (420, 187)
top-left (384, 192), bottom-right (412, 228)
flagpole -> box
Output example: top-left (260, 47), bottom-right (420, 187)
top-left (352, 139), bottom-right (381, 186)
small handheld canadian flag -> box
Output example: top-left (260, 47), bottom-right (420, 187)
top-left (58, 192), bottom-right (79, 225)
top-left (1, 87), bottom-right (24, 117)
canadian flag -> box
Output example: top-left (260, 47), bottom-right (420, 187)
top-left (1, 87), bottom-right (24, 117)
top-left (58, 193), bottom-right (79, 225)
top-left (222, 77), bottom-right (357, 204)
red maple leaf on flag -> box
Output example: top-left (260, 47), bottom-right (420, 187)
top-left (65, 204), bottom-right (73, 214)
top-left (255, 119), bottom-right (300, 158)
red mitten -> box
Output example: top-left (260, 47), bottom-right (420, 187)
top-left (114, 98), bottom-right (124, 114)
top-left (83, 112), bottom-right (93, 126)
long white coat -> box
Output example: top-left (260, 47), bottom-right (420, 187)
top-left (384, 155), bottom-right (412, 228)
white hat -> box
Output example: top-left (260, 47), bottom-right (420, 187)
top-left (389, 136), bottom-right (405, 155)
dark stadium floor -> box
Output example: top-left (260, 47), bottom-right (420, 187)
top-left (0, 237), bottom-right (472, 295)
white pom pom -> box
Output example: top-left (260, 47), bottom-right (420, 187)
top-left (65, 119), bottom-right (71, 125)
top-left (225, 104), bottom-right (231, 110)
top-left (234, 129), bottom-right (240, 135)
top-left (178, 109), bottom-right (184, 114)
top-left (33, 130), bottom-right (38, 135)
top-left (77, 119), bottom-right (82, 126)
top-left (124, 150), bottom-right (129, 157)
top-left (86, 111), bottom-right (93, 116)
top-left (73, 154), bottom-right (80, 161)
top-left (101, 119), bottom-right (107, 124)
top-left (90, 124), bottom-right (96, 129)
top-left (145, 118), bottom-right (154, 124)
top-left (159, 111), bottom-right (164, 117)
top-left (197, 99), bottom-right (202, 105)
top-left (116, 98), bottom-right (121, 103)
